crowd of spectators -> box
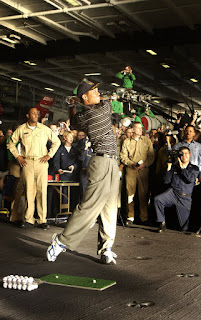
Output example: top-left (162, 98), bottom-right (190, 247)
top-left (0, 84), bottom-right (201, 235)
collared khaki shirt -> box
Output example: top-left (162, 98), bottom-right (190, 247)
top-left (120, 135), bottom-right (155, 168)
top-left (8, 122), bottom-right (61, 159)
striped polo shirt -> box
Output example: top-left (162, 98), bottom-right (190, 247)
top-left (73, 100), bottom-right (117, 156)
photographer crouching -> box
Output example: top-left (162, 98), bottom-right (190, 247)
top-left (154, 147), bottom-right (199, 232)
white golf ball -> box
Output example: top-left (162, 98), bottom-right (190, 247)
top-left (17, 284), bottom-right (22, 290)
top-left (13, 284), bottom-right (17, 290)
top-left (22, 285), bottom-right (27, 290)
top-left (93, 279), bottom-right (96, 283)
top-left (3, 283), bottom-right (8, 289)
top-left (8, 283), bottom-right (12, 289)
top-left (3, 277), bottom-right (7, 282)
top-left (27, 286), bottom-right (33, 291)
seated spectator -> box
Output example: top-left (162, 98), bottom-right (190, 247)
top-left (129, 109), bottom-right (142, 124)
top-left (111, 93), bottom-right (123, 124)
top-left (54, 131), bottom-right (79, 212)
top-left (138, 105), bottom-right (155, 118)
top-left (155, 147), bottom-right (199, 232)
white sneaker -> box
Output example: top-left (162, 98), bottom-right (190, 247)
top-left (46, 233), bottom-right (66, 262)
top-left (100, 248), bottom-right (117, 265)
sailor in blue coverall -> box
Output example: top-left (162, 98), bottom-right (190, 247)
top-left (154, 146), bottom-right (199, 231)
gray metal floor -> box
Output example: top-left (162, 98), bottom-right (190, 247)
top-left (0, 220), bottom-right (201, 320)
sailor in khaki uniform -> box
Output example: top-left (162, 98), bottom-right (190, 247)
top-left (8, 108), bottom-right (60, 228)
top-left (120, 122), bottom-right (155, 225)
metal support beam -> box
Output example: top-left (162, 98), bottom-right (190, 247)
top-left (0, 21), bottom-right (47, 45)
top-left (160, 0), bottom-right (194, 30)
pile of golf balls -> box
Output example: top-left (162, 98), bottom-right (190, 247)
top-left (2, 275), bottom-right (38, 291)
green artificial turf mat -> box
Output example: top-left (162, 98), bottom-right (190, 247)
top-left (39, 274), bottom-right (116, 291)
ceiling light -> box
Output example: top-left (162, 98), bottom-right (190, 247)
top-left (0, 39), bottom-right (15, 48)
top-left (45, 87), bottom-right (54, 91)
top-left (161, 63), bottom-right (170, 69)
top-left (190, 78), bottom-right (198, 83)
top-left (85, 73), bottom-right (101, 76)
top-left (146, 49), bottom-right (157, 56)
top-left (81, 0), bottom-right (91, 4)
top-left (24, 61), bottom-right (37, 66)
top-left (111, 83), bottom-right (120, 87)
top-left (11, 77), bottom-right (22, 81)
top-left (1, 36), bottom-right (16, 44)
top-left (65, 0), bottom-right (81, 6)
top-left (9, 34), bottom-right (21, 41)
top-left (153, 100), bottom-right (160, 104)
top-left (44, 0), bottom-right (63, 9)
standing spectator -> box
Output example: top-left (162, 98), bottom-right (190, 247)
top-left (8, 107), bottom-right (60, 229)
top-left (120, 122), bottom-right (155, 226)
top-left (116, 66), bottom-right (136, 89)
top-left (125, 127), bottom-right (133, 139)
top-left (5, 128), bottom-right (13, 140)
top-left (77, 131), bottom-right (86, 141)
top-left (47, 124), bottom-right (59, 219)
top-left (0, 130), bottom-right (7, 173)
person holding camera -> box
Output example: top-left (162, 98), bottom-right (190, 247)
top-left (166, 125), bottom-right (201, 180)
top-left (154, 146), bottom-right (199, 232)
top-left (116, 66), bottom-right (136, 89)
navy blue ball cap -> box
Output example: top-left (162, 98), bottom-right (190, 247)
top-left (77, 80), bottom-right (99, 99)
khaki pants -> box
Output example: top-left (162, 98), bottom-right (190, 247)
top-left (126, 167), bottom-right (149, 222)
top-left (59, 156), bottom-right (120, 254)
top-left (22, 159), bottom-right (48, 224)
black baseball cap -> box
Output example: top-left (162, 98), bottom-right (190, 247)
top-left (77, 80), bottom-right (99, 99)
